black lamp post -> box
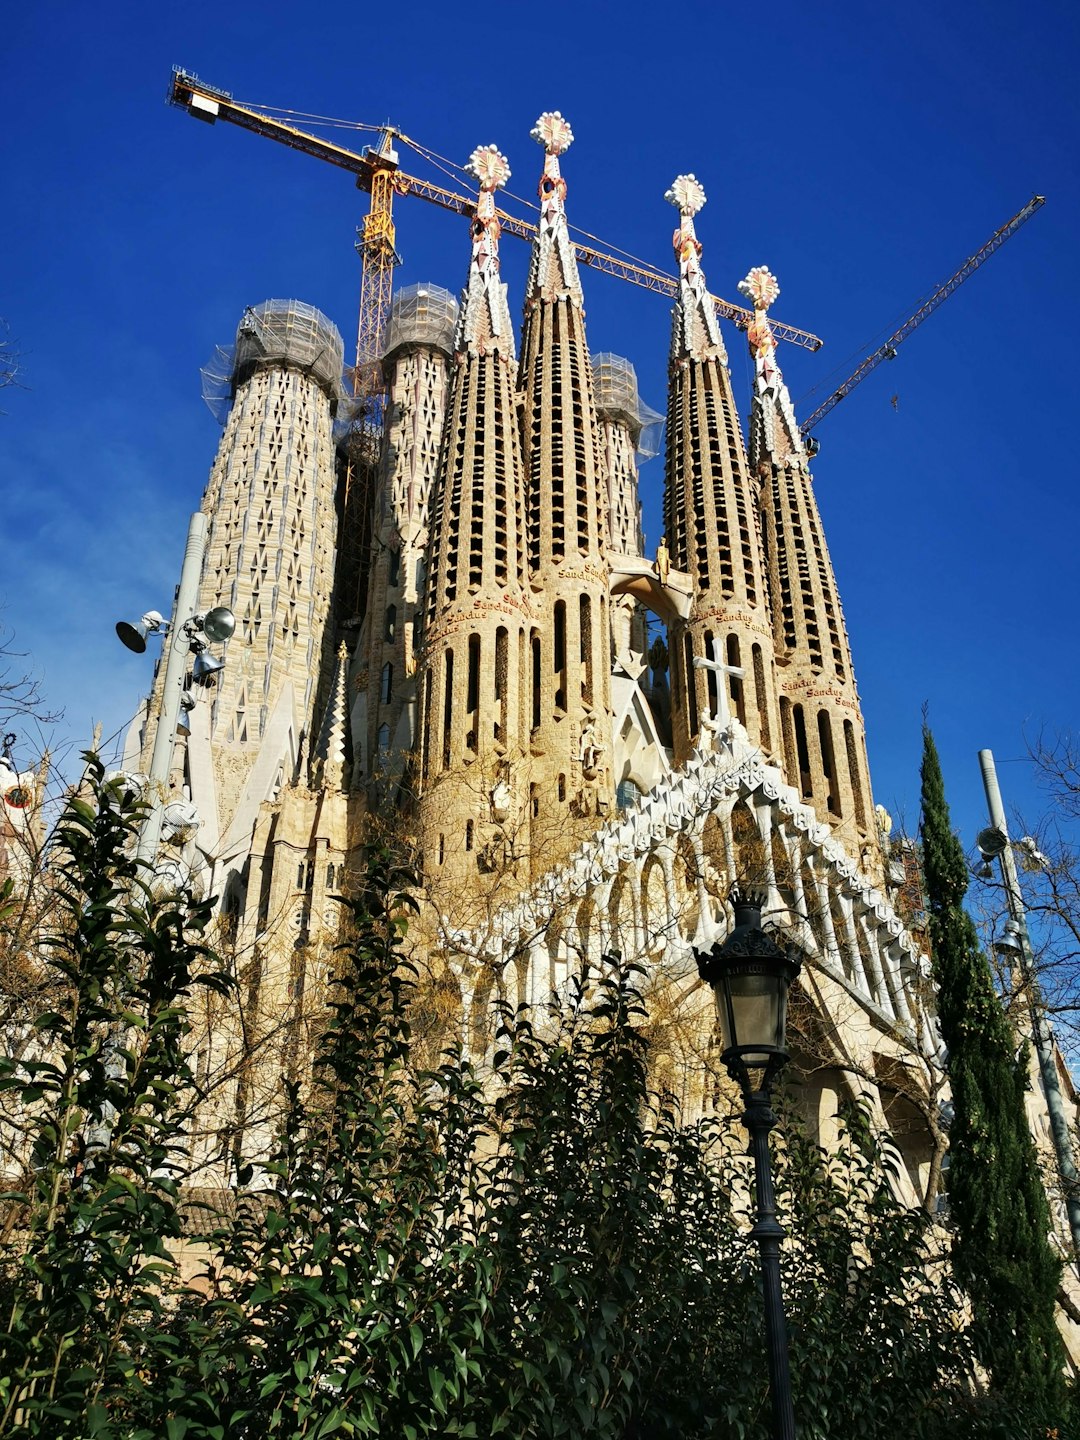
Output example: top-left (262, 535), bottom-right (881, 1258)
top-left (695, 885), bottom-right (802, 1440)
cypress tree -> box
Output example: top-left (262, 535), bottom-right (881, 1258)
top-left (919, 725), bottom-right (1065, 1413)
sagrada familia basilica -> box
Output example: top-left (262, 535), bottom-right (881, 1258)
top-left (123, 114), bottom-right (942, 1195)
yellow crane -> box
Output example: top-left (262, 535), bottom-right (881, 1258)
top-left (169, 66), bottom-right (823, 424)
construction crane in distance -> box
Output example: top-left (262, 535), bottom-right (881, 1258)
top-left (798, 194), bottom-right (1045, 448)
top-left (169, 67), bottom-right (824, 418)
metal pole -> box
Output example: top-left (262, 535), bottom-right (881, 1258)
top-left (744, 1089), bottom-right (797, 1440)
top-left (978, 747), bottom-right (1080, 1254)
top-left (137, 512), bottom-right (207, 868)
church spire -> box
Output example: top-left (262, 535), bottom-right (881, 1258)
top-left (740, 263), bottom-right (880, 874)
top-left (415, 141), bottom-right (532, 905)
top-left (457, 144), bottom-right (515, 354)
top-left (661, 178), bottom-right (779, 765)
top-left (312, 641), bottom-right (351, 792)
top-left (518, 111), bottom-right (614, 854)
top-left (666, 174), bottom-right (726, 362)
top-left (525, 111), bottom-right (583, 307)
top-left (738, 265), bottom-right (806, 468)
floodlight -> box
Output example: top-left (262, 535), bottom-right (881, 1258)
top-left (992, 918), bottom-right (1024, 960)
top-left (202, 606), bottom-right (236, 644)
top-left (116, 610), bottom-right (164, 654)
top-left (192, 651), bottom-right (225, 684)
top-left (976, 826), bottom-right (1008, 861)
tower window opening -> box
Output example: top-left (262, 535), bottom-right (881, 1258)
top-left (438, 834), bottom-right (445, 866)
top-left (421, 670), bottom-right (432, 782)
top-left (380, 662), bottom-right (393, 705)
top-left (465, 820), bottom-right (474, 852)
top-left (442, 650), bottom-right (454, 770)
top-left (388, 548), bottom-right (401, 587)
top-left (532, 633), bottom-right (542, 732)
top-left (467, 633), bottom-right (481, 714)
top-left (384, 605), bottom-right (396, 642)
top-left (558, 774), bottom-right (566, 802)
top-left (494, 627), bottom-right (508, 744)
top-left (553, 601), bottom-right (567, 713)
top-left (844, 720), bottom-right (868, 830)
top-left (753, 645), bottom-right (771, 751)
top-left (780, 696), bottom-right (797, 782)
top-left (327, 863), bottom-right (336, 889)
top-left (793, 703), bottom-right (813, 799)
top-left (580, 594), bottom-right (594, 705)
top-left (531, 784), bottom-right (540, 819)
top-left (683, 631), bottom-right (699, 738)
top-left (818, 710), bottom-right (841, 817)
top-left (377, 722), bottom-right (390, 754)
top-left (703, 629), bottom-right (718, 717)
top-left (726, 635), bottom-right (745, 725)
top-left (297, 862), bottom-right (305, 890)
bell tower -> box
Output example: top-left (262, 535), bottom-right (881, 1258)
top-left (415, 145), bottom-right (533, 901)
top-left (662, 178), bottom-right (780, 764)
top-left (740, 265), bottom-right (879, 872)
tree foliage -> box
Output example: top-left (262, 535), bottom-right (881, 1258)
top-left (0, 757), bottom-right (1074, 1437)
top-left (920, 724), bottom-right (1066, 1417)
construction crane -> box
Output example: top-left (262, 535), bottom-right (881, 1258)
top-left (169, 66), bottom-right (824, 413)
top-left (799, 195), bottom-right (1045, 446)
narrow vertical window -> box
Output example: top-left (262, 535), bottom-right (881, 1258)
top-left (532, 633), bottom-right (542, 732)
top-left (753, 644), bottom-right (771, 751)
top-left (818, 710), bottom-right (841, 816)
top-left (726, 635), bottom-right (745, 725)
top-left (702, 628), bottom-right (718, 717)
top-left (442, 650), bottom-right (454, 770)
top-left (380, 662), bottom-right (393, 705)
top-left (845, 720), bottom-right (868, 829)
top-left (580, 594), bottom-right (593, 705)
top-left (384, 605), bottom-right (396, 642)
top-left (466, 634), bottom-right (480, 752)
top-left (553, 601), bottom-right (567, 711)
top-left (494, 627), bottom-right (508, 743)
top-left (683, 632), bottom-right (698, 737)
top-left (793, 703), bottom-right (813, 798)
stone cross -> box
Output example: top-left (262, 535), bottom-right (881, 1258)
top-left (692, 636), bottom-right (745, 729)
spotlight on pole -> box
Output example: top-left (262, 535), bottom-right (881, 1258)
top-left (201, 606), bottom-right (236, 644)
top-left (115, 610), bottom-right (164, 655)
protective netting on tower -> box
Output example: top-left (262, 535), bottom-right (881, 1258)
top-left (201, 300), bottom-right (345, 424)
top-left (591, 352), bottom-right (664, 460)
top-left (382, 283), bottom-right (459, 359)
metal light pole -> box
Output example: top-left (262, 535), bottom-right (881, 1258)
top-left (977, 747), bottom-right (1080, 1253)
top-left (696, 887), bottom-right (802, 1440)
top-left (135, 512), bottom-right (207, 867)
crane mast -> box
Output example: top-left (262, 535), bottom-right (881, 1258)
top-left (799, 195), bottom-right (1045, 441)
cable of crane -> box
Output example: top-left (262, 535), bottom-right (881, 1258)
top-left (794, 291), bottom-right (939, 409)
top-left (231, 99), bottom-right (388, 134)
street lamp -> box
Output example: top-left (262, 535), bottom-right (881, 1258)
top-left (975, 749), bottom-right (1080, 1253)
top-left (695, 885), bottom-right (802, 1440)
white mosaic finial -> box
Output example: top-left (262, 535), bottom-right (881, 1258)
top-left (665, 174), bottom-right (706, 217)
top-left (466, 144), bottom-right (511, 192)
top-left (531, 111), bottom-right (574, 156)
top-left (739, 265), bottom-right (780, 313)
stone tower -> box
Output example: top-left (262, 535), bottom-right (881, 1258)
top-left (739, 265), bottom-right (879, 871)
top-left (415, 145), bottom-right (533, 900)
top-left (136, 300), bottom-right (343, 903)
top-left (517, 113), bottom-right (614, 846)
top-left (662, 178), bottom-right (780, 766)
top-left (353, 283), bottom-right (458, 789)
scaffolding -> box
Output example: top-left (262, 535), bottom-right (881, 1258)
top-left (382, 283), bottom-right (459, 360)
top-left (201, 299), bottom-right (345, 424)
top-left (591, 352), bottom-right (663, 460)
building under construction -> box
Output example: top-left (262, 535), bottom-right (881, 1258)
top-left (121, 90), bottom-right (1056, 1245)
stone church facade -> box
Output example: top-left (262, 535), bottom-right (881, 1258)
top-left (125, 115), bottom-right (946, 1204)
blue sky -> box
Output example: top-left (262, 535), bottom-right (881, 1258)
top-left (2, 0), bottom-right (1078, 852)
